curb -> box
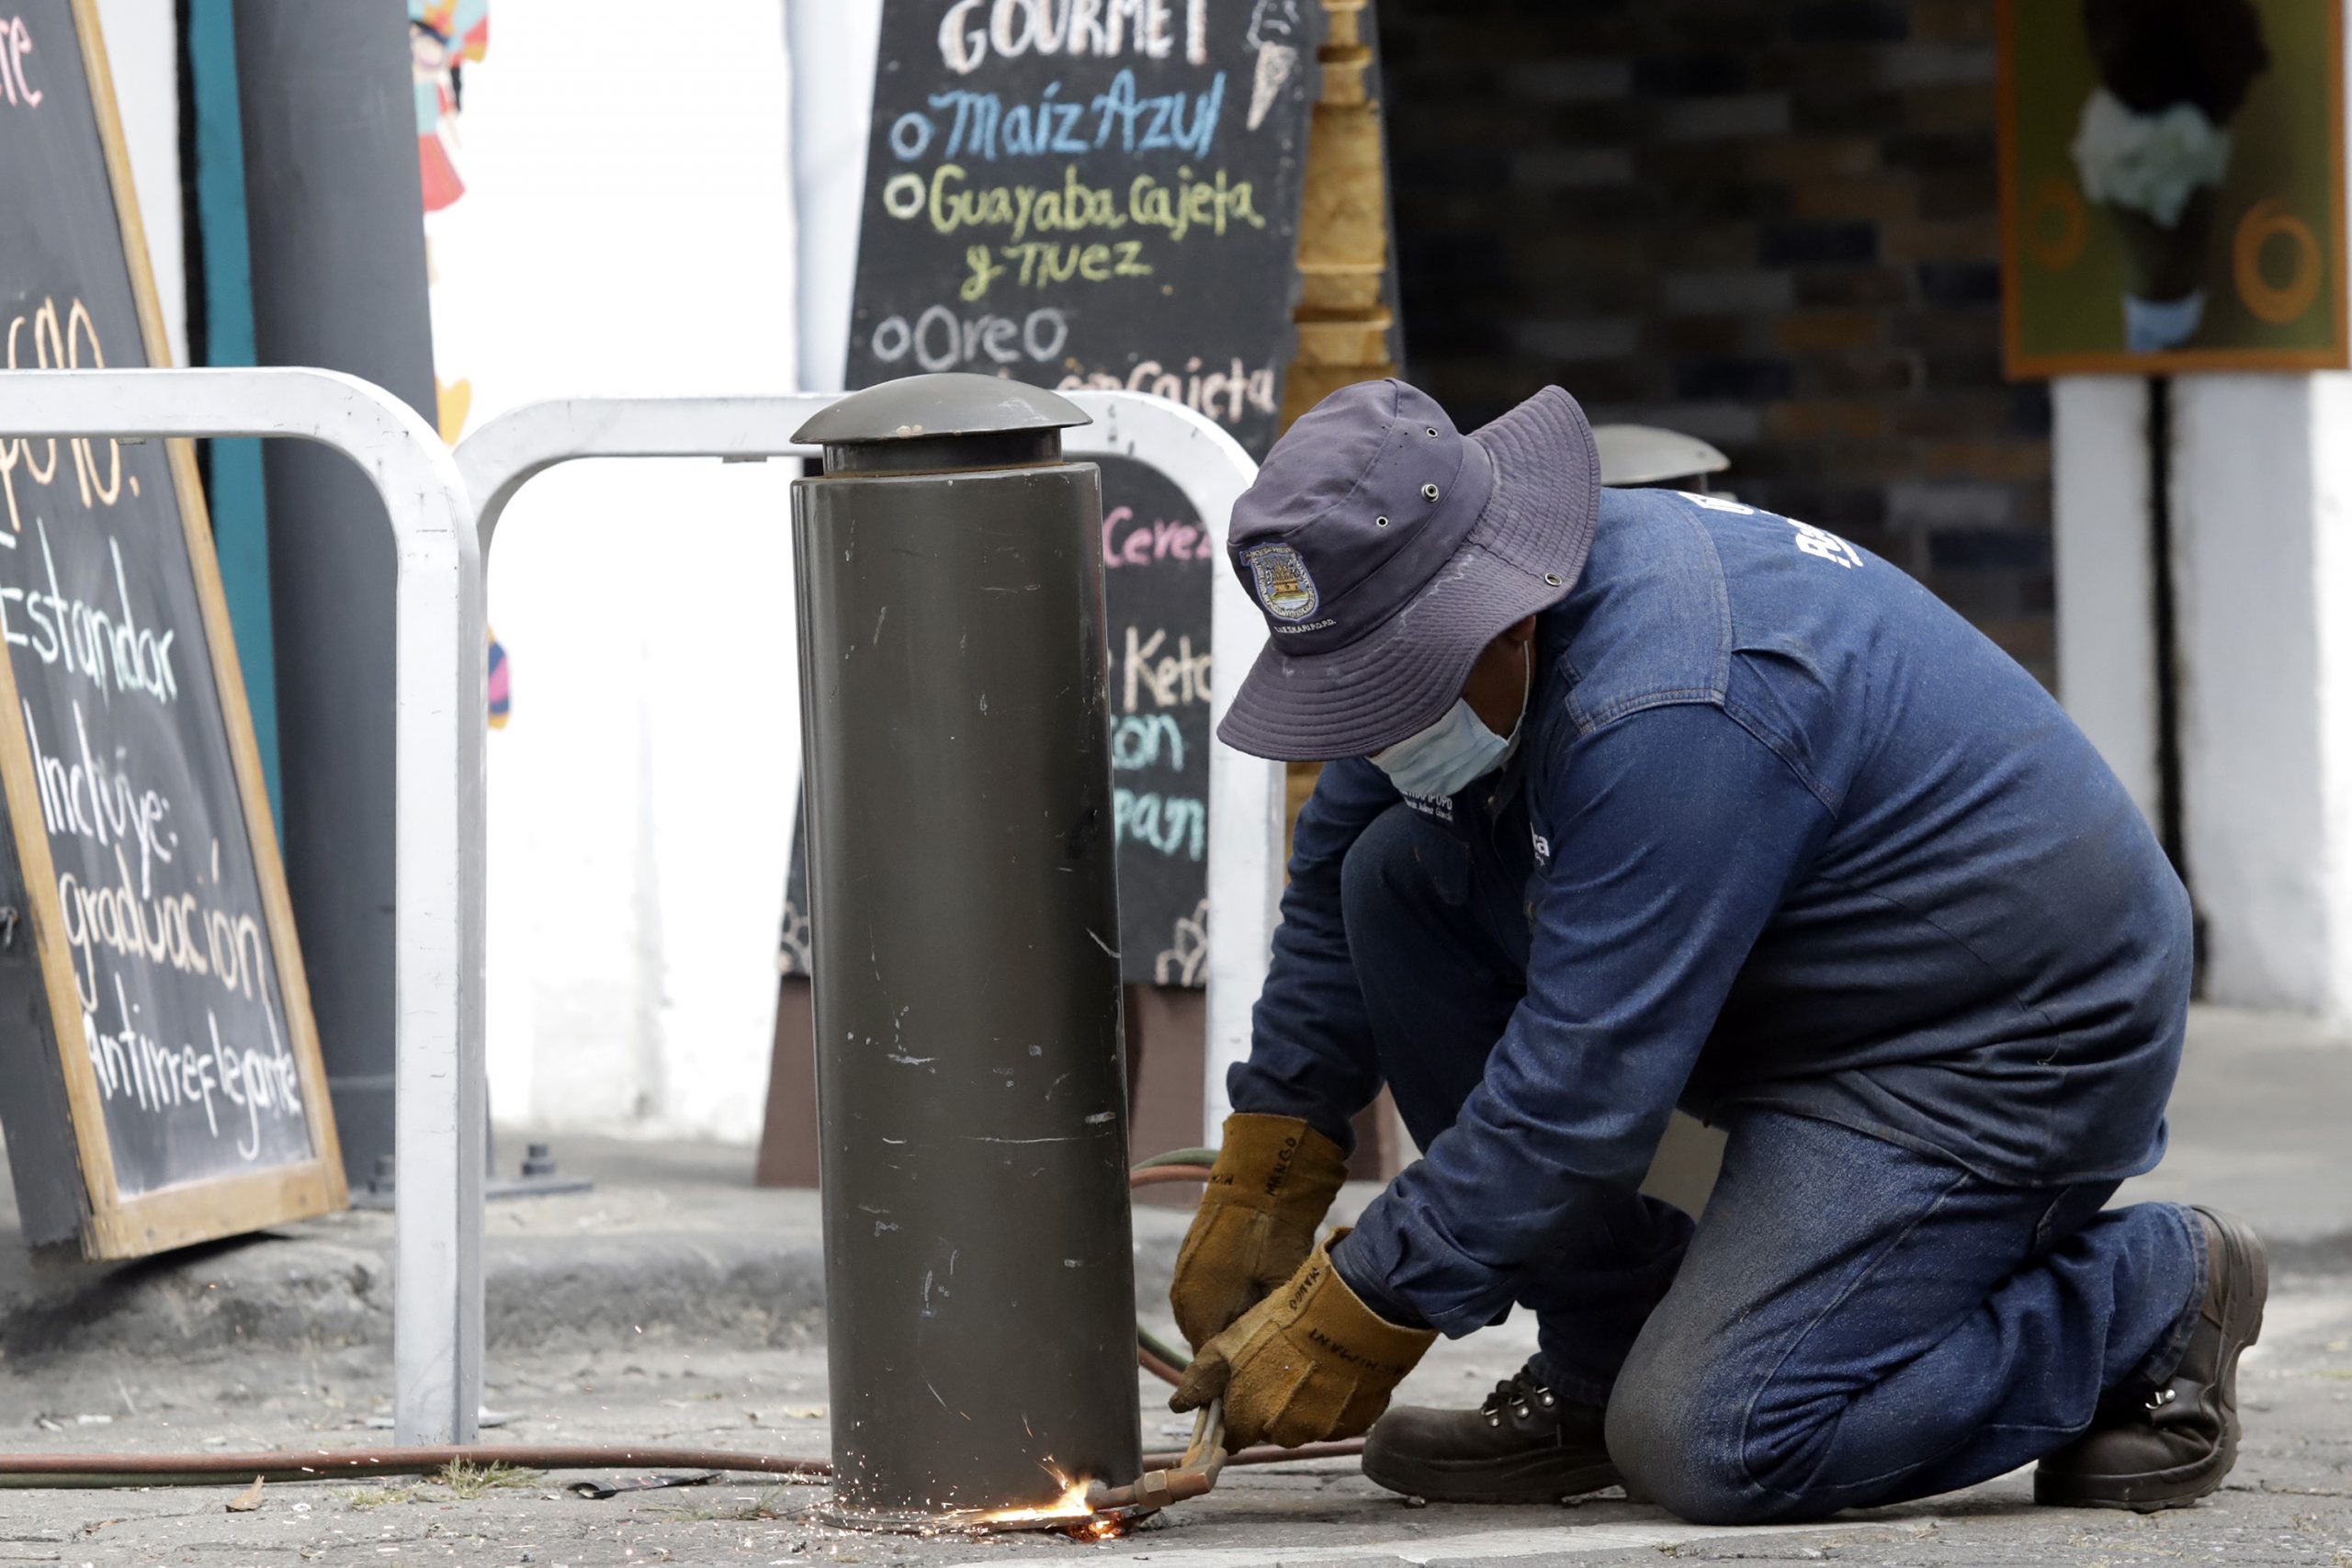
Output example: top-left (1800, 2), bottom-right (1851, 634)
top-left (0, 1206), bottom-right (1194, 1364)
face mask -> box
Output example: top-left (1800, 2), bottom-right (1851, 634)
top-left (1371, 643), bottom-right (1531, 799)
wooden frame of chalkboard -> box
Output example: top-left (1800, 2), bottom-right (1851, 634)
top-left (0, 0), bottom-right (344, 1258)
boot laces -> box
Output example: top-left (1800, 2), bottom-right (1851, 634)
top-left (1478, 1365), bottom-right (1558, 1427)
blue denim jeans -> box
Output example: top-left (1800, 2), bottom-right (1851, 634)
top-left (1340, 801), bottom-right (2206, 1523)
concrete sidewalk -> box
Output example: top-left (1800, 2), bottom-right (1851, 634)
top-left (0, 1004), bottom-right (2343, 1567)
top-left (0, 1003), bottom-right (2344, 1363)
top-left (0, 1129), bottom-right (842, 1361)
top-left (2112, 1006), bottom-right (2352, 1264)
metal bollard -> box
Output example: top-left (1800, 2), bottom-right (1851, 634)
top-left (791, 375), bottom-right (1141, 1525)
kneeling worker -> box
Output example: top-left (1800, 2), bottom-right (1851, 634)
top-left (1168, 378), bottom-right (2261, 1522)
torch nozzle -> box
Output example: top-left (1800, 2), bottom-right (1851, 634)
top-left (1084, 1401), bottom-right (1227, 1513)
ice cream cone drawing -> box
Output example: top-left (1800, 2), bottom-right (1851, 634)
top-left (2070, 0), bottom-right (2269, 354)
top-left (1250, 40), bottom-right (1298, 131)
top-left (1246, 0), bottom-right (1305, 131)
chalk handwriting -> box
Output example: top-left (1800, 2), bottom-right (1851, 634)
top-left (900, 70), bottom-right (1227, 164)
top-left (868, 302), bottom-right (1071, 371)
top-left (27, 699), bottom-right (269, 1016)
top-left (937, 0), bottom-right (1212, 75)
top-left (0, 521), bottom-right (179, 703)
top-left (83, 976), bottom-right (302, 1163)
top-left (887, 163), bottom-right (1264, 245)
top-left (0, 14), bottom-right (40, 107)
top-left (1112, 711), bottom-right (1185, 772)
top-left (1102, 504), bottom-right (1216, 567)
top-left (56, 844), bottom-right (270, 1016)
top-left (1089, 68), bottom-right (1225, 156)
top-left (1059, 355), bottom-right (1274, 427)
top-left (22, 695), bottom-right (175, 895)
top-left (975, 237), bottom-right (1155, 296)
top-left (1114, 787), bottom-right (1205, 861)
top-left (1123, 625), bottom-right (1211, 712)
top-left (0, 297), bottom-right (135, 532)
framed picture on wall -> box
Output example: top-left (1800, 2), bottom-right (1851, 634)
top-left (1999, 0), bottom-right (2348, 375)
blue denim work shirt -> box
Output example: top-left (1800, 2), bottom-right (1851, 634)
top-left (1229, 485), bottom-right (2195, 1338)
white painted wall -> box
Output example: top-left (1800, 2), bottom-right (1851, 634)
top-left (424, 0), bottom-right (802, 1142)
top-left (2051, 376), bottom-right (2160, 827)
top-left (2170, 377), bottom-right (2352, 1019)
top-left (2314, 377), bottom-right (2352, 1024)
top-left (785, 0), bottom-right (881, 391)
top-left (93, 0), bottom-right (186, 365)
top-left (2064, 366), bottom-right (2352, 1021)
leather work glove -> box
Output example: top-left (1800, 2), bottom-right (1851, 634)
top-left (1170, 1113), bottom-right (1351, 1350)
top-left (1170, 1230), bottom-right (1437, 1450)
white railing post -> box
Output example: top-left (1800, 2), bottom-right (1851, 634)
top-left (0, 367), bottom-right (487, 1447)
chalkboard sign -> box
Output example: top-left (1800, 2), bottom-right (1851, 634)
top-left (811, 0), bottom-right (1318, 984)
top-left (1102, 460), bottom-right (1214, 981)
top-left (0, 0), bottom-right (344, 1258)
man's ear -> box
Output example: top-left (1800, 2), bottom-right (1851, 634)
top-left (1499, 615), bottom-right (1538, 647)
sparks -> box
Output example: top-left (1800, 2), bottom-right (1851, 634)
top-left (966, 1467), bottom-right (1095, 1527)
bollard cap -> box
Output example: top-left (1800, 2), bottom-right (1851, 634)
top-left (1591, 424), bottom-right (1730, 489)
top-left (796, 374), bottom-right (1091, 476)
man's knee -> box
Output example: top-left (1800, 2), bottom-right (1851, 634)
top-left (1337, 804), bottom-right (1459, 954)
top-left (1606, 1375), bottom-right (1770, 1527)
top-left (1606, 1365), bottom-right (1828, 1528)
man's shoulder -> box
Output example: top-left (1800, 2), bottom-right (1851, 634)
top-left (1549, 488), bottom-right (1736, 730)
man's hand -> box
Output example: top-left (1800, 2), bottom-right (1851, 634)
top-left (1170, 1230), bottom-right (1437, 1450)
top-left (1170, 1113), bottom-right (1350, 1350)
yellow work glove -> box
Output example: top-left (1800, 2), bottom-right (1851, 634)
top-left (1170, 1230), bottom-right (1437, 1450)
top-left (1170, 1113), bottom-right (1351, 1350)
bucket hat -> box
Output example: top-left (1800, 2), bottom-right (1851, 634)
top-left (1216, 378), bottom-right (1600, 761)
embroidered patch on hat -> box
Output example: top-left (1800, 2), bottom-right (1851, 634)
top-left (1245, 542), bottom-right (1320, 622)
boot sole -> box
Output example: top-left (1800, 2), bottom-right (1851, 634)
top-left (2032, 1438), bottom-right (2237, 1512)
top-left (1362, 1446), bottom-right (1623, 1506)
top-left (2036, 1209), bottom-right (2267, 1514)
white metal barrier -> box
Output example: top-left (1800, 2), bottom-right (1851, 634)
top-left (455, 391), bottom-right (1279, 1168)
top-left (0, 367), bottom-right (488, 1450)
top-left (0, 375), bottom-right (1277, 1455)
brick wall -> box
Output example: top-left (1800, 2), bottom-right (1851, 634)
top-left (1376, 0), bottom-right (2056, 682)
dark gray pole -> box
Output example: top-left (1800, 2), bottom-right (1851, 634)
top-left (234, 0), bottom-right (438, 1187)
top-left (793, 376), bottom-right (1140, 1524)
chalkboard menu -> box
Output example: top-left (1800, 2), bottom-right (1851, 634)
top-left (0, 0), bottom-right (344, 1258)
top-left (810, 0), bottom-right (1318, 984)
top-left (1102, 461), bottom-right (1214, 980)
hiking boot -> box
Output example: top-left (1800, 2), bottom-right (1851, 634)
top-left (2035, 1207), bottom-right (2267, 1512)
top-left (1361, 1360), bottom-right (1620, 1505)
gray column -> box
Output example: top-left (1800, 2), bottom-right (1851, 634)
top-left (794, 378), bottom-right (1140, 1522)
top-left (234, 0), bottom-right (437, 1185)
